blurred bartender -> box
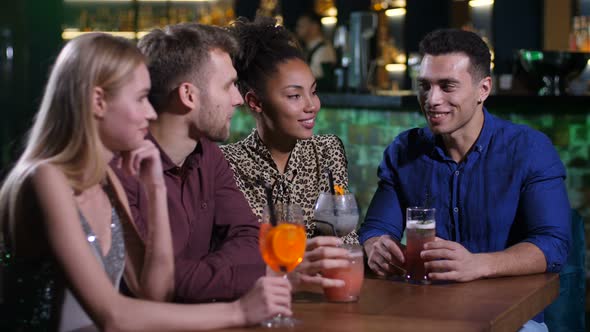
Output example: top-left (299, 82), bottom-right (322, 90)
top-left (295, 12), bottom-right (337, 81)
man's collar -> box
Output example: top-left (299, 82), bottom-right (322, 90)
top-left (472, 107), bottom-right (495, 154)
top-left (424, 107), bottom-right (496, 159)
top-left (146, 132), bottom-right (203, 171)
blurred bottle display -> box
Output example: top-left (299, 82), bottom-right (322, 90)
top-left (570, 15), bottom-right (590, 51)
top-left (256, 0), bottom-right (282, 24)
top-left (62, 0), bottom-right (235, 40)
top-left (371, 0), bottom-right (407, 92)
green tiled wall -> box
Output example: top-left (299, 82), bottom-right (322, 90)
top-left (227, 107), bottom-right (590, 243)
top-left (228, 108), bottom-right (428, 222)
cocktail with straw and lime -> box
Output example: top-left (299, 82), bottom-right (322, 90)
top-left (259, 184), bottom-right (306, 328)
top-left (313, 169), bottom-right (359, 237)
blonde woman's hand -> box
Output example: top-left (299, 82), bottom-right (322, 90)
top-left (119, 140), bottom-right (165, 188)
top-left (235, 276), bottom-right (292, 326)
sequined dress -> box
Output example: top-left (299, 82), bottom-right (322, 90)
top-left (0, 182), bottom-right (126, 331)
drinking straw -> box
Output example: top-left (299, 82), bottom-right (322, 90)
top-left (326, 168), bottom-right (336, 195)
top-left (314, 219), bottom-right (338, 237)
top-left (263, 182), bottom-right (278, 226)
top-left (390, 262), bottom-right (407, 276)
top-left (324, 168), bottom-right (339, 217)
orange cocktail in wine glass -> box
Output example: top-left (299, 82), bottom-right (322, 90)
top-left (259, 203), bottom-right (306, 328)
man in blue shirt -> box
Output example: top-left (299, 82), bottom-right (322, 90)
top-left (359, 29), bottom-right (570, 328)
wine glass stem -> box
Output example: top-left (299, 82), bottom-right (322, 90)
top-left (275, 272), bottom-right (289, 319)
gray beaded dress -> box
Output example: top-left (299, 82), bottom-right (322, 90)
top-left (1, 181), bottom-right (126, 331)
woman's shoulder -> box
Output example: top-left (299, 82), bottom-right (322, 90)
top-left (220, 139), bottom-right (250, 164)
top-left (27, 163), bottom-right (78, 210)
top-left (27, 162), bottom-right (68, 189)
top-left (1, 161), bottom-right (51, 193)
top-left (3, 162), bottom-right (72, 254)
top-left (307, 134), bottom-right (345, 152)
top-left (32, 161), bottom-right (62, 177)
top-left (302, 135), bottom-right (347, 169)
top-left (219, 141), bottom-right (239, 153)
top-left (310, 134), bottom-right (343, 143)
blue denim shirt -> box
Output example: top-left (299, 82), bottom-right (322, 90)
top-left (360, 109), bottom-right (571, 274)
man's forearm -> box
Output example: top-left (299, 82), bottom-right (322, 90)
top-left (174, 258), bottom-right (265, 302)
top-left (141, 183), bottom-right (175, 301)
top-left (174, 238), bottom-right (265, 303)
top-left (477, 242), bottom-right (547, 278)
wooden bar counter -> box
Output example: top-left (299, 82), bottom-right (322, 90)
top-left (218, 273), bottom-right (559, 332)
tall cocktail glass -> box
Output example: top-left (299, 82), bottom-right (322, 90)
top-left (259, 203), bottom-right (306, 328)
top-left (405, 207), bottom-right (436, 284)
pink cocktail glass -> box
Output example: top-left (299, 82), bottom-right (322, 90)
top-left (322, 244), bottom-right (364, 302)
top-left (405, 207), bottom-right (436, 284)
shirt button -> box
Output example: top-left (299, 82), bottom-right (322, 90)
top-left (201, 202), bottom-right (208, 209)
top-left (453, 207), bottom-right (459, 213)
top-left (455, 171), bottom-right (460, 176)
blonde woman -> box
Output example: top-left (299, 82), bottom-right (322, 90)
top-left (0, 33), bottom-right (290, 331)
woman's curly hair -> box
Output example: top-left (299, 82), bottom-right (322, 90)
top-left (229, 16), bottom-right (305, 97)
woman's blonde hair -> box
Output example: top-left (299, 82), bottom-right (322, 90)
top-left (0, 33), bottom-right (145, 246)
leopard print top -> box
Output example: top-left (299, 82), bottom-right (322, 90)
top-left (221, 129), bottom-right (359, 244)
